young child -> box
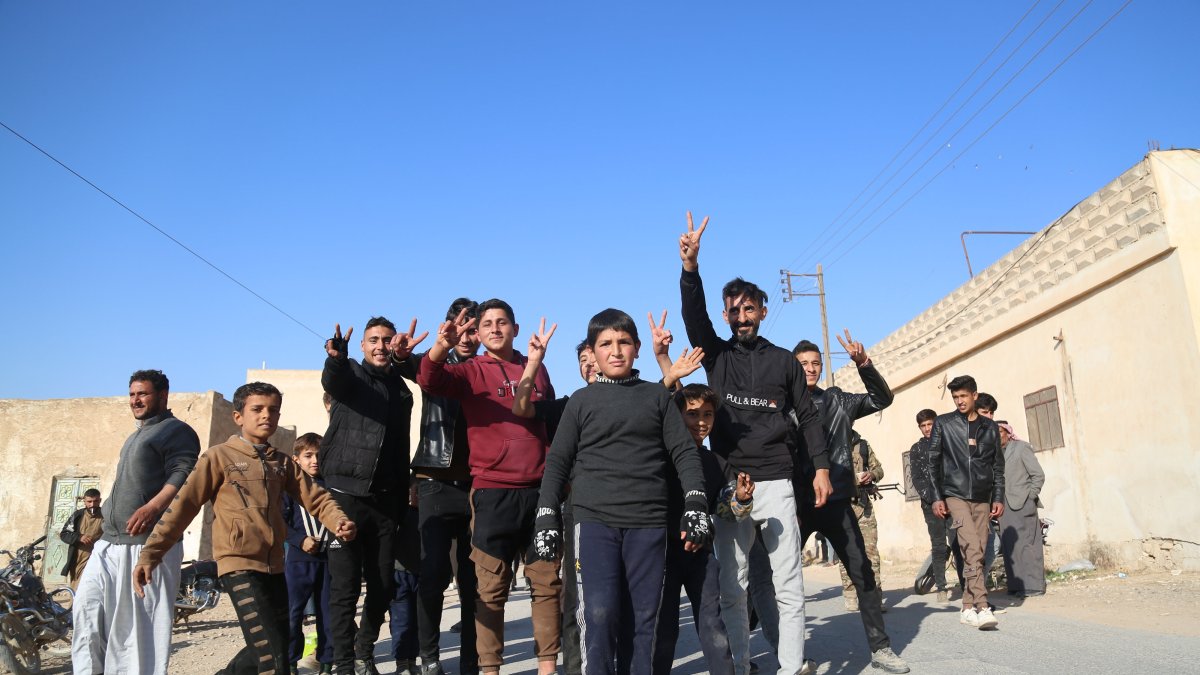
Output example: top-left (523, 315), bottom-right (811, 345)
top-left (531, 308), bottom-right (711, 675)
top-left (653, 383), bottom-right (752, 675)
top-left (283, 432), bottom-right (335, 674)
top-left (134, 383), bottom-right (356, 673)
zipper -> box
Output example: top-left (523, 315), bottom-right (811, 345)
top-left (253, 447), bottom-right (276, 575)
top-left (231, 481), bottom-right (250, 508)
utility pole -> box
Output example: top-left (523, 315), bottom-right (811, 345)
top-left (780, 265), bottom-right (833, 388)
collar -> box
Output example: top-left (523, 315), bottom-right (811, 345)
top-left (594, 370), bottom-right (641, 385)
top-left (134, 409), bottom-right (174, 429)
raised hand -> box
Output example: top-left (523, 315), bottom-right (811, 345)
top-left (836, 328), bottom-right (869, 366)
top-left (527, 317), bottom-right (558, 363)
top-left (326, 323), bottom-right (354, 359)
top-left (667, 347), bottom-right (705, 384)
top-left (436, 307), bottom-right (477, 351)
top-left (389, 318), bottom-right (430, 361)
top-left (678, 211), bottom-right (709, 272)
top-left (646, 310), bottom-right (673, 357)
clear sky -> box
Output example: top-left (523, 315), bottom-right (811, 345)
top-left (2, 1), bottom-right (1197, 405)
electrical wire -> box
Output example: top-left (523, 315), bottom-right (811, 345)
top-left (1, 120), bottom-right (325, 340)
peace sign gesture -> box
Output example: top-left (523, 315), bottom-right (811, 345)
top-left (679, 211), bottom-right (709, 272)
top-left (436, 307), bottom-right (478, 351)
top-left (527, 317), bottom-right (557, 364)
top-left (646, 310), bottom-right (673, 358)
top-left (326, 323), bottom-right (354, 360)
top-left (388, 318), bottom-right (429, 362)
top-left (836, 328), bottom-right (869, 366)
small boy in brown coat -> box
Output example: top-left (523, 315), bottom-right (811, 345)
top-left (135, 382), bottom-right (356, 674)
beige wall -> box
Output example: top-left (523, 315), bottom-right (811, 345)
top-left (0, 391), bottom-right (295, 562)
top-left (834, 150), bottom-right (1200, 571)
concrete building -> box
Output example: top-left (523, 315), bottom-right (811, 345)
top-left (833, 149), bottom-right (1200, 572)
top-left (0, 391), bottom-right (296, 585)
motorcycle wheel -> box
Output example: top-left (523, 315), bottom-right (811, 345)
top-left (0, 614), bottom-right (39, 675)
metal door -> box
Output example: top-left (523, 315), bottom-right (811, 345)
top-left (42, 476), bottom-right (101, 585)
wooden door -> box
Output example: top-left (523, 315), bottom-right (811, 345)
top-left (42, 476), bottom-right (101, 586)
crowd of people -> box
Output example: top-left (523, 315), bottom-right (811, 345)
top-left (65, 214), bottom-right (1047, 675)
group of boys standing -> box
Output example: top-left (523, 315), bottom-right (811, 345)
top-left (71, 213), bottom-right (1049, 675)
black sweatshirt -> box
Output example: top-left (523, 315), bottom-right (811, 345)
top-left (679, 268), bottom-right (829, 480)
top-left (538, 376), bottom-right (707, 529)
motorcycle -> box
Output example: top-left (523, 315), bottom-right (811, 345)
top-left (0, 536), bottom-right (73, 675)
top-left (174, 559), bottom-right (221, 626)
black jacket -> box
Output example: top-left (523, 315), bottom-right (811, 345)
top-left (58, 507), bottom-right (90, 577)
top-left (680, 268), bottom-right (828, 481)
top-left (411, 351), bottom-right (469, 470)
top-left (924, 411), bottom-right (1006, 504)
top-left (907, 437), bottom-right (936, 504)
top-left (320, 354), bottom-right (418, 497)
top-left (793, 363), bottom-right (893, 501)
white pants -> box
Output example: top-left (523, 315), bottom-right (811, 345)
top-left (72, 539), bottom-right (183, 675)
top-left (715, 478), bottom-right (806, 675)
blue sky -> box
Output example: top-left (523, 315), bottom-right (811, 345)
top-left (2, 1), bottom-right (1197, 405)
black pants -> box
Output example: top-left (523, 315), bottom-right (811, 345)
top-left (220, 571), bottom-right (290, 674)
top-left (920, 500), bottom-right (954, 590)
top-left (800, 499), bottom-right (889, 652)
top-left (415, 478), bottom-right (477, 670)
top-left (562, 500), bottom-right (583, 675)
top-left (327, 490), bottom-right (403, 669)
top-left (652, 543), bottom-right (733, 675)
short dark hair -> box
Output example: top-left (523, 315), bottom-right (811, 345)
top-left (129, 369), bottom-right (169, 392)
top-left (322, 391), bottom-right (332, 407)
top-left (916, 408), bottom-right (937, 424)
top-left (675, 383), bottom-right (717, 411)
top-left (233, 382), bottom-right (282, 413)
top-left (83, 488), bottom-right (101, 499)
top-left (293, 432), bottom-right (323, 456)
top-left (947, 375), bottom-right (978, 394)
top-left (792, 339), bottom-right (822, 356)
top-left (976, 392), bottom-right (998, 412)
top-left (477, 298), bottom-right (515, 324)
top-left (576, 339), bottom-right (589, 357)
top-left (445, 297), bottom-right (479, 322)
top-left (722, 277), bottom-right (768, 306)
top-left (586, 308), bottom-right (640, 347)
top-left (364, 316), bottom-right (397, 333)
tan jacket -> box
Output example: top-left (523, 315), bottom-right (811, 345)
top-left (139, 435), bottom-right (347, 576)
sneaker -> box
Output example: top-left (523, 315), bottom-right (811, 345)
top-left (420, 661), bottom-right (445, 675)
top-left (960, 608), bottom-right (980, 627)
top-left (395, 660), bottom-right (417, 675)
top-left (976, 607), bottom-right (999, 630)
top-left (354, 659), bottom-right (381, 675)
top-left (845, 596), bottom-right (859, 612)
top-left (798, 659), bottom-right (818, 675)
top-left (870, 647), bottom-right (911, 673)
top-left (935, 589), bottom-right (950, 603)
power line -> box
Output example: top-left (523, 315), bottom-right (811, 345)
top-left (823, 0), bottom-right (1133, 273)
top-left (1, 120), bottom-right (325, 340)
top-left (808, 0), bottom-right (1094, 271)
top-left (784, 0), bottom-right (1047, 273)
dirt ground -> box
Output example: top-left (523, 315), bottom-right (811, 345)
top-left (35, 566), bottom-right (1200, 673)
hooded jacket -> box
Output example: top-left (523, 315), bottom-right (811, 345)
top-left (680, 268), bottom-right (828, 481)
top-left (320, 354), bottom-right (418, 497)
top-left (139, 435), bottom-right (348, 577)
top-left (417, 350), bottom-right (554, 489)
top-left (924, 411), bottom-right (1006, 504)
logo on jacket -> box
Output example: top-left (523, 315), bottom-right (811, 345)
top-left (224, 462), bottom-right (250, 475)
top-left (725, 393), bottom-right (779, 410)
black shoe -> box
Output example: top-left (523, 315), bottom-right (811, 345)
top-left (420, 662), bottom-right (445, 675)
top-left (450, 620), bottom-right (462, 633)
top-left (354, 659), bottom-right (381, 675)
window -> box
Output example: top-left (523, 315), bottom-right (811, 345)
top-left (901, 451), bottom-right (919, 502)
top-left (1023, 385), bottom-right (1065, 452)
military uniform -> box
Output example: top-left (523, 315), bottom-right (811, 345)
top-left (839, 436), bottom-right (884, 609)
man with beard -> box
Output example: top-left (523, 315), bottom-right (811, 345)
top-left (677, 213), bottom-right (829, 675)
top-left (59, 488), bottom-right (104, 589)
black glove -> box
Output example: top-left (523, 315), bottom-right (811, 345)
top-left (680, 490), bottom-right (712, 549)
top-left (533, 507), bottom-right (563, 562)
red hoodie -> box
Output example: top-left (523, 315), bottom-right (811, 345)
top-left (417, 351), bottom-right (555, 489)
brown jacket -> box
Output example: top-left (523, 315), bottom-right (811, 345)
top-left (139, 435), bottom-right (347, 576)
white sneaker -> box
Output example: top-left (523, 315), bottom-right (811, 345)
top-left (976, 607), bottom-right (999, 630)
top-left (797, 659), bottom-right (817, 675)
top-left (960, 608), bottom-right (980, 627)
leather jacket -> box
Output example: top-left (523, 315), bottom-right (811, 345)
top-left (411, 351), bottom-right (469, 470)
top-left (924, 411), bottom-right (1005, 504)
top-left (794, 362), bottom-right (894, 502)
top-left (907, 437), bottom-right (936, 504)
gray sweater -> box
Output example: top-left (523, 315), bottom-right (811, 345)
top-left (101, 410), bottom-right (200, 545)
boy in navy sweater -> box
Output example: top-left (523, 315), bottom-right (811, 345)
top-left (284, 433), bottom-right (335, 674)
top-left (531, 309), bottom-right (711, 675)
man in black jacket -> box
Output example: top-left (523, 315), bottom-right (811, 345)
top-left (322, 316), bottom-right (427, 675)
top-left (907, 408), bottom-right (959, 602)
top-left (411, 298), bottom-right (480, 675)
top-left (790, 337), bottom-right (908, 673)
top-left (677, 212), bottom-right (829, 675)
top-left (925, 375), bottom-right (1005, 631)
top-left (59, 488), bottom-right (103, 589)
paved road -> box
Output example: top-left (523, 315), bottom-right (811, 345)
top-left (365, 566), bottom-right (1200, 674)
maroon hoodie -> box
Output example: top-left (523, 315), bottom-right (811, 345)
top-left (417, 351), bottom-right (555, 489)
